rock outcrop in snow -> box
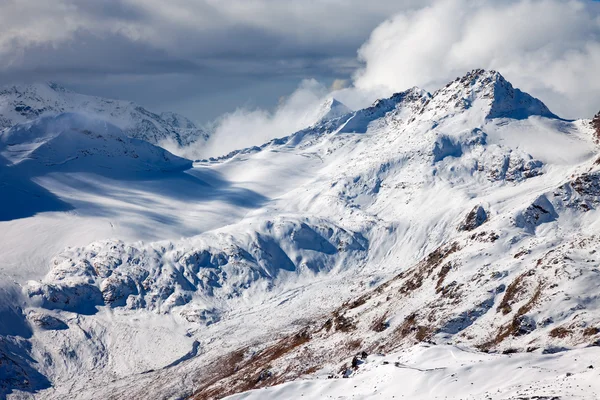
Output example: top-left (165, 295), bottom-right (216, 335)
top-left (458, 205), bottom-right (488, 231)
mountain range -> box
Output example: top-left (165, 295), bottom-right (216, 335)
top-left (1, 69), bottom-right (600, 399)
top-left (0, 83), bottom-right (209, 146)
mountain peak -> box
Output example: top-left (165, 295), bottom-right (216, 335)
top-left (46, 82), bottom-right (69, 93)
top-left (368, 86), bottom-right (430, 111)
top-left (0, 81), bottom-right (69, 95)
top-left (338, 87), bottom-right (429, 133)
top-left (462, 67), bottom-right (501, 81)
top-left (426, 69), bottom-right (558, 120)
top-left (315, 97), bottom-right (352, 123)
top-left (323, 97), bottom-right (344, 108)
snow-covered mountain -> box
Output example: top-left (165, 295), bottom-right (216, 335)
top-left (0, 83), bottom-right (209, 146)
top-left (0, 113), bottom-right (191, 172)
top-left (314, 97), bottom-right (352, 124)
top-left (0, 113), bottom-right (192, 222)
top-left (2, 69), bottom-right (600, 400)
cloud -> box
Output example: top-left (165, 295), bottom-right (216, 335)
top-left (190, 0), bottom-right (600, 158)
top-left (0, 0), bottom-right (427, 78)
top-left (178, 77), bottom-right (387, 159)
top-left (199, 79), bottom-right (333, 157)
top-left (0, 0), bottom-right (429, 122)
top-left (330, 79), bottom-right (349, 91)
top-left (354, 0), bottom-right (600, 118)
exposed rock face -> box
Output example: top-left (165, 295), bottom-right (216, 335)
top-left (27, 311), bottom-right (68, 331)
top-left (554, 171), bottom-right (600, 212)
top-left (514, 195), bottom-right (558, 233)
top-left (459, 205), bottom-right (488, 231)
top-left (592, 111), bottom-right (600, 140)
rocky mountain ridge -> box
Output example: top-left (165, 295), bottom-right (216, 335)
top-left (0, 82), bottom-right (209, 146)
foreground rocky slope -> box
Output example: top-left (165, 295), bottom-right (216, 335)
top-left (227, 344), bottom-right (600, 400)
top-left (1, 70), bottom-right (599, 399)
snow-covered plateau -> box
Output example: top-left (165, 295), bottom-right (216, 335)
top-left (2, 69), bottom-right (600, 399)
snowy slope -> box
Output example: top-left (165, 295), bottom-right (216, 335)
top-left (0, 113), bottom-right (195, 223)
top-left (2, 70), bottom-right (600, 400)
top-left (0, 83), bottom-right (209, 146)
top-left (0, 113), bottom-right (191, 172)
top-left (228, 344), bottom-right (600, 400)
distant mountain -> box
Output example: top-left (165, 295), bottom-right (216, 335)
top-left (0, 113), bottom-right (192, 222)
top-left (0, 83), bottom-right (209, 146)
top-left (314, 98), bottom-right (352, 124)
top-left (592, 110), bottom-right (600, 139)
top-left (0, 113), bottom-right (192, 172)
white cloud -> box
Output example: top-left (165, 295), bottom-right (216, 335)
top-left (0, 0), bottom-right (427, 73)
top-left (354, 0), bottom-right (600, 118)
top-left (200, 79), bottom-right (332, 157)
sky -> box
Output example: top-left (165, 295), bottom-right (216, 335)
top-left (1, 0), bottom-right (600, 156)
top-left (0, 0), bottom-right (426, 122)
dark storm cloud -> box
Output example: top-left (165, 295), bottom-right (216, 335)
top-left (0, 31), bottom-right (209, 81)
top-left (0, 0), bottom-right (422, 121)
top-left (72, 0), bottom-right (149, 20)
top-left (0, 1), bottom-right (426, 82)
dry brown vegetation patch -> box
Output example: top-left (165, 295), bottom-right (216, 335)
top-left (549, 326), bottom-right (572, 339)
top-left (481, 282), bottom-right (544, 351)
top-left (376, 312), bottom-right (435, 353)
top-left (497, 271), bottom-right (534, 315)
top-left (192, 329), bottom-right (312, 399)
top-left (346, 338), bottom-right (363, 351)
top-left (370, 313), bottom-right (389, 332)
top-left (584, 327), bottom-right (600, 336)
top-left (436, 262), bottom-right (453, 291)
top-left (333, 311), bottom-right (357, 333)
top-left (344, 293), bottom-right (371, 310)
top-left (399, 242), bottom-right (460, 295)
